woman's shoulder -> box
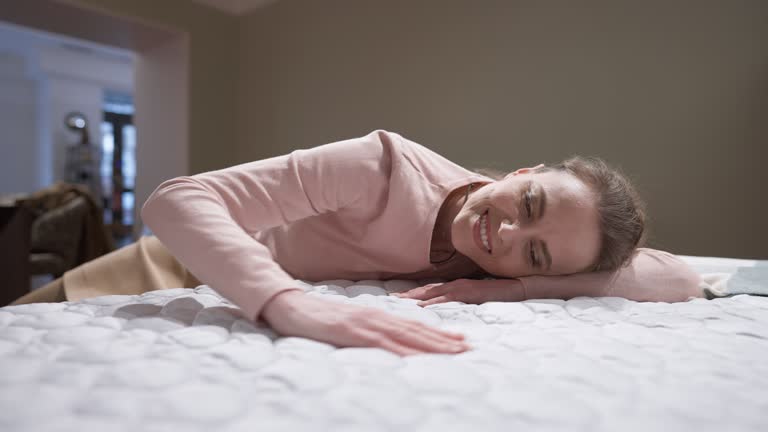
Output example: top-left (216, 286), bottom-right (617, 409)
top-left (291, 129), bottom-right (490, 190)
top-left (371, 130), bottom-right (491, 186)
top-left (295, 129), bottom-right (444, 179)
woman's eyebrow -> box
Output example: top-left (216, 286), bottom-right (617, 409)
top-left (537, 182), bottom-right (547, 219)
top-left (535, 184), bottom-right (552, 271)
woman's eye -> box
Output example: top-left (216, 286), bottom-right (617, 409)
top-left (524, 192), bottom-right (532, 219)
top-left (529, 241), bottom-right (537, 267)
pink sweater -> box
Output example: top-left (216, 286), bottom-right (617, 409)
top-left (141, 130), bottom-right (703, 322)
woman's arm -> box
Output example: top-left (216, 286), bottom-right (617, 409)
top-left (395, 248), bottom-right (704, 304)
top-left (517, 248), bottom-right (704, 302)
top-left (141, 130), bottom-right (393, 322)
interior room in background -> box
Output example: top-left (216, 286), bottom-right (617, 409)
top-left (0, 1), bottom-right (765, 431)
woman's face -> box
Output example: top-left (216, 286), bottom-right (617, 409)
top-left (451, 168), bottom-right (601, 278)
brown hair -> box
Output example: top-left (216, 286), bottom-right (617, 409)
top-left (478, 156), bottom-right (647, 273)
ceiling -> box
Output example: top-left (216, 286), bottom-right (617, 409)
top-left (190, 0), bottom-right (278, 15)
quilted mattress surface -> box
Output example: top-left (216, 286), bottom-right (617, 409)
top-left (1, 257), bottom-right (767, 432)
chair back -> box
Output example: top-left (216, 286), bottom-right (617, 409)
top-left (30, 196), bottom-right (89, 275)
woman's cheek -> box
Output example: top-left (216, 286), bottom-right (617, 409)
top-left (490, 257), bottom-right (523, 279)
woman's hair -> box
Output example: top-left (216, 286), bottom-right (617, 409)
top-left (477, 156), bottom-right (647, 273)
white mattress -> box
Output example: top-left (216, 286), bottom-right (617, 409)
top-left (1, 256), bottom-right (767, 432)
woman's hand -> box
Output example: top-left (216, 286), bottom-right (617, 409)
top-left (260, 290), bottom-right (470, 357)
top-left (391, 278), bottom-right (525, 306)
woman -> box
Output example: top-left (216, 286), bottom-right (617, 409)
top-left (12, 130), bottom-right (703, 356)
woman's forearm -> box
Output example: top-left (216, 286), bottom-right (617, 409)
top-left (141, 131), bottom-right (395, 322)
top-left (141, 176), bottom-right (306, 322)
top-left (516, 248), bottom-right (704, 302)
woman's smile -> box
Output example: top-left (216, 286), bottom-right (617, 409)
top-left (452, 170), bottom-right (603, 278)
top-left (474, 210), bottom-right (492, 254)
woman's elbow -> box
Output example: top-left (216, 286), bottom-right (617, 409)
top-left (665, 256), bottom-right (704, 301)
top-left (624, 249), bottom-right (704, 302)
top-left (140, 176), bottom-right (197, 230)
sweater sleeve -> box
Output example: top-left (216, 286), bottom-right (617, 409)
top-left (140, 130), bottom-right (393, 322)
top-left (516, 248), bottom-right (704, 302)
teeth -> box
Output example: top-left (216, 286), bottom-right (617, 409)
top-left (480, 213), bottom-right (490, 252)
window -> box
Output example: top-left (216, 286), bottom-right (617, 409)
top-left (101, 90), bottom-right (135, 242)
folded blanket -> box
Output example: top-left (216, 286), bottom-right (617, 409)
top-left (701, 264), bottom-right (768, 299)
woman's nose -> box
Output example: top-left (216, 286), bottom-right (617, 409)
top-left (497, 218), bottom-right (522, 244)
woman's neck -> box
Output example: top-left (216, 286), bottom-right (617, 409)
top-left (434, 185), bottom-right (469, 249)
top-left (430, 183), bottom-right (477, 268)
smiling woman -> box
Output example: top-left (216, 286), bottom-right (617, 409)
top-left (11, 130), bottom-right (703, 357)
top-left (450, 155), bottom-right (645, 279)
top-left (449, 167), bottom-right (603, 278)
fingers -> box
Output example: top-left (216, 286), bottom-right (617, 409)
top-left (417, 295), bottom-right (451, 307)
top-left (353, 326), bottom-right (450, 357)
top-left (377, 338), bottom-right (428, 357)
top-left (440, 329), bottom-right (466, 340)
top-left (377, 320), bottom-right (470, 355)
top-left (401, 318), bottom-right (465, 341)
top-left (392, 283), bottom-right (450, 300)
top-left (345, 328), bottom-right (426, 357)
top-left (400, 322), bottom-right (470, 352)
top-left (390, 285), bottom-right (431, 299)
top-left (383, 311), bottom-right (464, 341)
top-left (391, 288), bottom-right (456, 306)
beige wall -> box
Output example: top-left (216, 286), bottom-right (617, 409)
top-left (238, 0), bottom-right (767, 259)
top-left (7, 0), bottom-right (763, 258)
top-left (67, 0), bottom-right (242, 174)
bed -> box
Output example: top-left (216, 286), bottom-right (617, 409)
top-left (0, 255), bottom-right (766, 432)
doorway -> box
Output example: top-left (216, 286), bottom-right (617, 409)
top-left (0, 0), bottom-right (190, 241)
top-left (101, 105), bottom-right (136, 247)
